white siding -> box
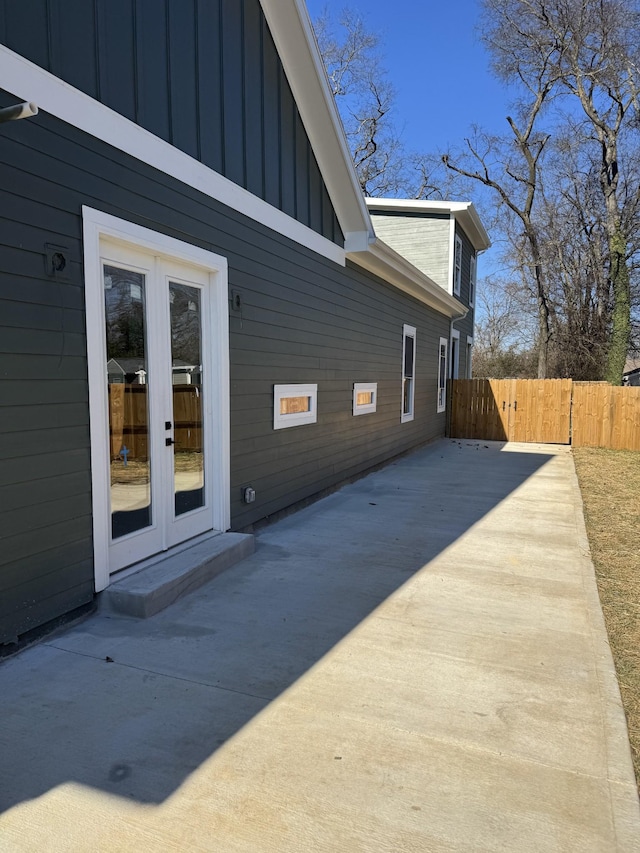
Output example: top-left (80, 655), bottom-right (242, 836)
top-left (370, 214), bottom-right (450, 290)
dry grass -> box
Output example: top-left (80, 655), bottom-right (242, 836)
top-left (573, 447), bottom-right (640, 791)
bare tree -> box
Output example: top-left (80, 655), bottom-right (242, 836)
top-left (313, 7), bottom-right (456, 198)
top-left (472, 275), bottom-right (538, 377)
top-left (479, 0), bottom-right (640, 383)
top-left (313, 7), bottom-right (408, 196)
top-left (533, 123), bottom-right (611, 377)
top-left (442, 93), bottom-right (557, 377)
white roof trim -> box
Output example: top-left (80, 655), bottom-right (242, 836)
top-left (348, 238), bottom-right (468, 318)
top-left (366, 197), bottom-right (491, 252)
top-left (260, 0), bottom-right (373, 244)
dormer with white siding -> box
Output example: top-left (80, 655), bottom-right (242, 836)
top-left (367, 198), bottom-right (490, 381)
top-left (366, 198), bottom-right (490, 300)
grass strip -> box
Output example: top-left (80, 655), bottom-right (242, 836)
top-left (573, 447), bottom-right (640, 792)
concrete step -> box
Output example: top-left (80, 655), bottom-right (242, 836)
top-left (99, 532), bottom-right (255, 618)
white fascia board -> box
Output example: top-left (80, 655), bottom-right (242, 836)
top-left (366, 197), bottom-right (491, 252)
top-left (457, 204), bottom-right (491, 252)
top-left (347, 237), bottom-right (468, 319)
top-left (447, 216), bottom-right (456, 297)
top-left (0, 44), bottom-right (346, 266)
top-left (260, 0), bottom-right (374, 240)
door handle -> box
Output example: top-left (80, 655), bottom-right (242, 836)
top-left (165, 437), bottom-right (175, 446)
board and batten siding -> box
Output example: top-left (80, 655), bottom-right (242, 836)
top-left (0, 0), bottom-right (342, 245)
top-left (0, 97), bottom-right (448, 645)
top-left (370, 212), bottom-right (451, 290)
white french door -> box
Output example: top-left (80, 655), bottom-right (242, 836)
top-left (83, 209), bottom-right (230, 590)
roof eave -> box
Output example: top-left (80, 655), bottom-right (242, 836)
top-left (347, 237), bottom-right (468, 318)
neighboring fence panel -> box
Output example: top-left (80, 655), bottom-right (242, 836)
top-left (572, 383), bottom-right (640, 450)
top-left (450, 378), bottom-right (640, 450)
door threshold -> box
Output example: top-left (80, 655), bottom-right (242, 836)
top-left (99, 531), bottom-right (254, 619)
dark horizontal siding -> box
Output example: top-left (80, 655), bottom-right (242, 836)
top-left (0, 572), bottom-right (94, 644)
top-left (229, 255), bottom-right (448, 528)
top-left (0, 559), bottom-right (92, 622)
top-left (1, 540), bottom-right (93, 599)
top-left (0, 0), bottom-right (340, 244)
top-left (0, 95), bottom-right (448, 644)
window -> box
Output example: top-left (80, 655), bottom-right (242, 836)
top-left (466, 336), bottom-right (474, 379)
top-left (273, 384), bottom-right (317, 429)
top-left (454, 234), bottom-right (462, 296)
top-left (353, 383), bottom-right (377, 416)
top-left (469, 253), bottom-right (476, 307)
top-left (401, 325), bottom-right (416, 422)
top-left (437, 337), bottom-right (447, 413)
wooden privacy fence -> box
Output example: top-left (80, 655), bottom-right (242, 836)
top-left (108, 384), bottom-right (202, 460)
top-left (572, 382), bottom-right (640, 450)
top-left (449, 379), bottom-right (640, 450)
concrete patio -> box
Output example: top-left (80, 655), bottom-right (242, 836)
top-left (1, 439), bottom-right (638, 851)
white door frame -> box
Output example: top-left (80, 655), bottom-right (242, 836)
top-left (83, 207), bottom-right (230, 592)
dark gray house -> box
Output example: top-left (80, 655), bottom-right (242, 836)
top-left (0, 0), bottom-right (488, 647)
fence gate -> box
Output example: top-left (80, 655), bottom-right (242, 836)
top-left (450, 379), bottom-right (572, 444)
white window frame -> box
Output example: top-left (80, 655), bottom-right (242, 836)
top-left (466, 335), bottom-right (474, 379)
top-left (454, 234), bottom-right (463, 297)
top-left (273, 384), bottom-right (318, 430)
top-left (353, 382), bottom-right (377, 416)
top-left (437, 337), bottom-right (448, 413)
top-left (401, 324), bottom-right (417, 423)
top-left (469, 253), bottom-right (476, 307)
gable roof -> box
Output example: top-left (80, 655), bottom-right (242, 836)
top-left (260, 0), bottom-right (373, 247)
top-left (0, 0), bottom-right (372, 265)
top-left (0, 0), bottom-right (472, 316)
top-left (366, 198), bottom-right (491, 253)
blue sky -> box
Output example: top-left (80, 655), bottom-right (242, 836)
top-left (304, 0), bottom-right (513, 157)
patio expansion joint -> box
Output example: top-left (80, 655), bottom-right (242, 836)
top-left (43, 641), bottom-right (272, 702)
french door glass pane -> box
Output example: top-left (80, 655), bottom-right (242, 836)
top-left (169, 282), bottom-right (204, 516)
top-left (104, 265), bottom-right (152, 538)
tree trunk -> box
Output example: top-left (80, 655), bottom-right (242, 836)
top-left (605, 229), bottom-right (631, 385)
top-left (530, 234), bottom-right (551, 379)
top-left (537, 313), bottom-right (548, 379)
